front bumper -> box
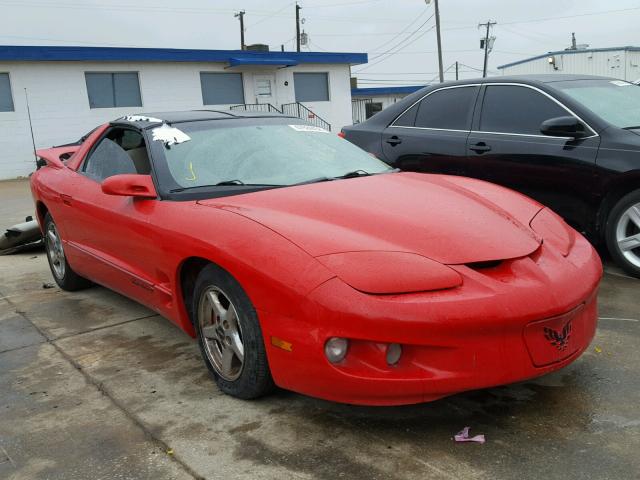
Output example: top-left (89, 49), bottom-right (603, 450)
top-left (261, 235), bottom-right (602, 406)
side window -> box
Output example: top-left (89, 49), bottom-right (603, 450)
top-left (393, 102), bottom-right (419, 127)
top-left (414, 86), bottom-right (478, 130)
top-left (83, 128), bottom-right (150, 182)
top-left (480, 85), bottom-right (569, 135)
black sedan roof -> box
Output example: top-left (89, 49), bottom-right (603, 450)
top-left (427, 74), bottom-right (612, 89)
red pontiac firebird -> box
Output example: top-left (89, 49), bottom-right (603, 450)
top-left (30, 110), bottom-right (602, 406)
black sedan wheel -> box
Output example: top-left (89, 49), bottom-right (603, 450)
top-left (606, 190), bottom-right (640, 278)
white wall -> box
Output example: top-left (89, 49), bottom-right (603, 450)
top-left (0, 61), bottom-right (353, 179)
top-left (500, 49), bottom-right (640, 81)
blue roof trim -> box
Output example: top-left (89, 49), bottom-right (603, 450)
top-left (0, 45), bottom-right (367, 65)
top-left (498, 46), bottom-right (640, 70)
top-left (351, 85), bottom-right (426, 96)
top-left (228, 56), bottom-right (298, 67)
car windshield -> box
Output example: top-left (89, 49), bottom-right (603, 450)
top-left (553, 79), bottom-right (640, 129)
top-left (153, 121), bottom-right (392, 190)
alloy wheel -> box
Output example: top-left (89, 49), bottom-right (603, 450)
top-left (45, 222), bottom-right (66, 280)
top-left (197, 286), bottom-right (245, 381)
top-left (616, 202), bottom-right (640, 269)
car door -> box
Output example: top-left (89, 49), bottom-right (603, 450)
top-left (62, 126), bottom-right (163, 307)
top-left (466, 84), bottom-right (600, 233)
top-left (381, 85), bottom-right (480, 175)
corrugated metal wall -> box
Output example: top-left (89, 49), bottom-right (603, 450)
top-left (500, 49), bottom-right (640, 81)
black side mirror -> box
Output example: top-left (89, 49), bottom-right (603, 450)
top-left (540, 116), bottom-right (587, 138)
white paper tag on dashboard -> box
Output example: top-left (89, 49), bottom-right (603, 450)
top-left (610, 80), bottom-right (632, 87)
top-left (289, 124), bottom-right (330, 133)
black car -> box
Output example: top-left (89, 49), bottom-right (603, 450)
top-left (342, 74), bottom-right (640, 277)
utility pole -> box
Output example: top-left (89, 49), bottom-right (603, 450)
top-left (295, 3), bottom-right (302, 52)
top-left (433, 0), bottom-right (444, 83)
top-left (234, 10), bottom-right (245, 50)
top-left (479, 20), bottom-right (496, 78)
top-left (455, 61), bottom-right (459, 80)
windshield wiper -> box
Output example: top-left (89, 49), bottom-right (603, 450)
top-left (335, 169), bottom-right (372, 179)
top-left (292, 169), bottom-right (398, 187)
top-left (623, 125), bottom-right (640, 130)
top-left (215, 179), bottom-right (245, 186)
top-left (169, 181), bottom-right (277, 192)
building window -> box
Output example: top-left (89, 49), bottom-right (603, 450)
top-left (200, 72), bottom-right (245, 105)
top-left (85, 72), bottom-right (142, 109)
top-left (0, 73), bottom-right (14, 112)
top-left (365, 102), bottom-right (383, 119)
top-left (294, 72), bottom-right (329, 102)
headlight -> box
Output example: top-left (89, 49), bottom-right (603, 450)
top-left (530, 208), bottom-right (576, 256)
top-left (316, 250), bottom-right (462, 294)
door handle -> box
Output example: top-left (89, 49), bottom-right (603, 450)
top-left (60, 194), bottom-right (73, 206)
top-left (386, 136), bottom-right (402, 146)
top-left (470, 142), bottom-right (491, 153)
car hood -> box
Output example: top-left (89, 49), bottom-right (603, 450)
top-left (197, 172), bottom-right (543, 265)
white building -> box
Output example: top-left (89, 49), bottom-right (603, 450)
top-left (0, 45), bottom-right (367, 180)
top-left (351, 85), bottom-right (425, 124)
top-left (498, 46), bottom-right (640, 81)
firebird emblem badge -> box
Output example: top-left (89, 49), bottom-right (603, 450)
top-left (544, 321), bottom-right (572, 351)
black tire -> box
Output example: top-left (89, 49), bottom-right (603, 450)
top-left (43, 213), bottom-right (92, 291)
top-left (605, 189), bottom-right (640, 278)
top-left (192, 263), bottom-right (274, 399)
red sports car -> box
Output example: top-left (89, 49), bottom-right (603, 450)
top-left (30, 111), bottom-right (602, 406)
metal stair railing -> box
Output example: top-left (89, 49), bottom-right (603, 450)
top-left (280, 102), bottom-right (332, 131)
top-left (230, 103), bottom-right (282, 113)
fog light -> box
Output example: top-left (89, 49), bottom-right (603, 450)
top-left (386, 343), bottom-right (402, 365)
top-left (325, 337), bottom-right (348, 363)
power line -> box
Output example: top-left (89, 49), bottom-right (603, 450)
top-left (370, 14), bottom-right (435, 61)
top-left (355, 21), bottom-right (436, 72)
top-left (246, 2), bottom-right (294, 28)
top-left (0, 0), bottom-right (408, 23)
top-left (367, 4), bottom-right (431, 55)
top-left (303, 0), bottom-right (386, 8)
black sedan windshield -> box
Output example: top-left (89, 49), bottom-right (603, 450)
top-left (152, 120), bottom-right (392, 191)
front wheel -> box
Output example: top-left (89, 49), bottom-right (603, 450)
top-left (605, 189), bottom-right (640, 278)
top-left (192, 264), bottom-right (274, 399)
top-left (43, 213), bottom-right (91, 291)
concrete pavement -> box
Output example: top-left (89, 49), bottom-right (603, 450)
top-left (1, 178), bottom-right (638, 480)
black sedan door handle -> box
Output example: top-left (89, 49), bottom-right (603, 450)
top-left (470, 142), bottom-right (491, 153)
top-left (386, 136), bottom-right (402, 146)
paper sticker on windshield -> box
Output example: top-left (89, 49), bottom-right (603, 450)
top-left (289, 124), bottom-right (330, 133)
top-left (610, 80), bottom-right (632, 87)
top-left (152, 124), bottom-right (191, 146)
top-left (122, 115), bottom-right (163, 122)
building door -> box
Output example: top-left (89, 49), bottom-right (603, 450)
top-left (253, 74), bottom-right (276, 104)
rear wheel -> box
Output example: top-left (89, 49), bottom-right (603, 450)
top-left (43, 213), bottom-right (92, 291)
top-left (605, 189), bottom-right (640, 278)
top-left (192, 264), bottom-right (274, 399)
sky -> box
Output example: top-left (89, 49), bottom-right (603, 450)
top-left (2, 0), bottom-right (640, 86)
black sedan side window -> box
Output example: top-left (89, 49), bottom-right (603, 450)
top-left (480, 85), bottom-right (569, 135)
top-left (412, 86), bottom-right (479, 130)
